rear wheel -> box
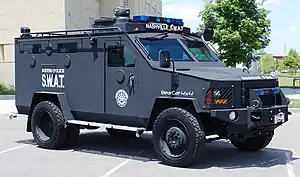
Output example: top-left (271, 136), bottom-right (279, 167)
top-left (230, 134), bottom-right (273, 151)
top-left (31, 101), bottom-right (67, 149)
top-left (152, 107), bottom-right (206, 167)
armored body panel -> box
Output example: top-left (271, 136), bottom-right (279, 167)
top-left (12, 7), bottom-right (291, 168)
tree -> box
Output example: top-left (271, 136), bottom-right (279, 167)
top-left (199, 0), bottom-right (271, 67)
top-left (282, 49), bottom-right (300, 74)
top-left (259, 54), bottom-right (276, 74)
top-left (276, 60), bottom-right (286, 73)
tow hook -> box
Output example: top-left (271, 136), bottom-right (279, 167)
top-left (9, 113), bottom-right (17, 120)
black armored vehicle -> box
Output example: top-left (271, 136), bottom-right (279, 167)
top-left (12, 7), bottom-right (291, 167)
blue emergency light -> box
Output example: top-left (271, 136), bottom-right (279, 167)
top-left (132, 15), bottom-right (184, 26)
top-left (255, 87), bottom-right (280, 95)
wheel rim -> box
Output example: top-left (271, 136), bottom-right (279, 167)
top-left (158, 118), bottom-right (189, 158)
top-left (35, 110), bottom-right (54, 142)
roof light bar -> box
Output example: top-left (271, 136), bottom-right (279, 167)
top-left (132, 15), bottom-right (184, 26)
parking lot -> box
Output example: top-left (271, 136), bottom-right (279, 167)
top-left (0, 107), bottom-right (299, 177)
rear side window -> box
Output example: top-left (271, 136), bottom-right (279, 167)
top-left (57, 42), bottom-right (78, 53)
top-left (23, 44), bottom-right (42, 54)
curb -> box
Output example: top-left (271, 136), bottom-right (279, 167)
top-left (289, 108), bottom-right (300, 113)
top-left (0, 95), bottom-right (15, 100)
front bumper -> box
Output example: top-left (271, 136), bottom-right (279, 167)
top-left (210, 105), bottom-right (289, 135)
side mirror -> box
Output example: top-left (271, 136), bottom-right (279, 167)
top-left (203, 28), bottom-right (214, 41)
top-left (159, 50), bottom-right (171, 68)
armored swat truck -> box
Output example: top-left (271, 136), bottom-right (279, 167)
top-left (12, 7), bottom-right (291, 167)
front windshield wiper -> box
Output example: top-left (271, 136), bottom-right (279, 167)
top-left (141, 32), bottom-right (169, 40)
top-left (181, 33), bottom-right (220, 61)
top-left (183, 33), bottom-right (220, 58)
top-left (181, 33), bottom-right (200, 42)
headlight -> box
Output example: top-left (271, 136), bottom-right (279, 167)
top-left (229, 111), bottom-right (237, 121)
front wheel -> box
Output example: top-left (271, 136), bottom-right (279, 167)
top-left (230, 134), bottom-right (273, 151)
top-left (152, 107), bottom-right (206, 167)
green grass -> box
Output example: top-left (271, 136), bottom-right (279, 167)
top-left (0, 83), bottom-right (15, 95)
top-left (289, 99), bottom-right (300, 108)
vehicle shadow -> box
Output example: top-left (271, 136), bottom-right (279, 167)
top-left (16, 130), bottom-right (299, 169)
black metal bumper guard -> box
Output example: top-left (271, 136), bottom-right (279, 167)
top-left (210, 88), bottom-right (290, 135)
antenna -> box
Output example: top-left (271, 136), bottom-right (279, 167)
top-left (68, 13), bottom-right (96, 45)
top-left (68, 13), bottom-right (81, 29)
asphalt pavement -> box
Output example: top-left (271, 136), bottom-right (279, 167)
top-left (0, 109), bottom-right (299, 177)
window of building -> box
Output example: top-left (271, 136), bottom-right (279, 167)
top-left (57, 42), bottom-right (78, 53)
top-left (107, 45), bottom-right (135, 67)
top-left (123, 0), bottom-right (129, 7)
top-left (0, 44), bottom-right (4, 61)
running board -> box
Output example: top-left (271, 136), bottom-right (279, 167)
top-left (67, 120), bottom-right (146, 138)
top-left (206, 135), bottom-right (221, 142)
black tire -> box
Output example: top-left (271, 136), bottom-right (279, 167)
top-left (152, 107), bottom-right (206, 167)
top-left (64, 124), bottom-right (80, 147)
top-left (230, 134), bottom-right (273, 151)
top-left (31, 101), bottom-right (67, 149)
top-left (106, 128), bottom-right (137, 139)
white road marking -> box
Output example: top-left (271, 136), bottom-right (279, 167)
top-left (100, 150), bottom-right (144, 177)
top-left (285, 152), bottom-right (296, 177)
top-left (0, 145), bottom-right (27, 155)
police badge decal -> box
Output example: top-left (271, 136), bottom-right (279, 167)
top-left (115, 89), bottom-right (129, 107)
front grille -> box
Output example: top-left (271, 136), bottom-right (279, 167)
top-left (205, 87), bottom-right (233, 107)
top-left (241, 80), bottom-right (280, 107)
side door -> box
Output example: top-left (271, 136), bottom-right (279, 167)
top-left (104, 37), bottom-right (139, 117)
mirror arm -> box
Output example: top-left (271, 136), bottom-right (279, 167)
top-left (171, 61), bottom-right (175, 73)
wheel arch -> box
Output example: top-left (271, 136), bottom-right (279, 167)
top-left (26, 91), bottom-right (74, 132)
top-left (146, 97), bottom-right (203, 131)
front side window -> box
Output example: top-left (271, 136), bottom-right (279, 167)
top-left (182, 40), bottom-right (219, 62)
top-left (107, 45), bottom-right (135, 67)
top-left (139, 39), bottom-right (194, 62)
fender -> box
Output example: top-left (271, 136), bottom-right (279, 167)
top-left (146, 96), bottom-right (206, 131)
top-left (155, 96), bottom-right (205, 113)
top-left (27, 91), bottom-right (74, 132)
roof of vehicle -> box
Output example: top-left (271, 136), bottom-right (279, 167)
top-left (16, 7), bottom-right (205, 41)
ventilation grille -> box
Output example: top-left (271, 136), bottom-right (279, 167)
top-left (205, 87), bottom-right (233, 106)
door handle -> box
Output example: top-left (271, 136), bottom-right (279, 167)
top-left (127, 73), bottom-right (134, 96)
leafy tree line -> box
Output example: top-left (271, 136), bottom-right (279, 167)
top-left (198, 0), bottom-right (271, 67)
top-left (258, 49), bottom-right (300, 74)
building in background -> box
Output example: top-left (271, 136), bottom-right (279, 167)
top-left (0, 0), bottom-right (162, 86)
top-left (99, 0), bottom-right (162, 18)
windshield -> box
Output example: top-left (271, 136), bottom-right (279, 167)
top-left (139, 39), bottom-right (194, 61)
top-left (181, 39), bottom-right (219, 62)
